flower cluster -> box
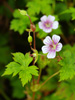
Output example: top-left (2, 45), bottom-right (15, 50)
top-left (38, 15), bottom-right (62, 59)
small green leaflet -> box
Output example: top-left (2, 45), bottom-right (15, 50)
top-left (59, 50), bottom-right (75, 81)
top-left (2, 52), bottom-right (38, 86)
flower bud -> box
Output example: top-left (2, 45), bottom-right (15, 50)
top-left (28, 35), bottom-right (33, 43)
top-left (19, 9), bottom-right (27, 15)
top-left (30, 24), bottom-right (36, 32)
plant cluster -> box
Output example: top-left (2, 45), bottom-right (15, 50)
top-left (0, 0), bottom-right (75, 100)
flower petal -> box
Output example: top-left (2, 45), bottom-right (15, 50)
top-left (47, 50), bottom-right (56, 58)
top-left (43, 36), bottom-right (52, 45)
top-left (48, 15), bottom-right (55, 21)
top-left (42, 46), bottom-right (50, 54)
top-left (52, 21), bottom-right (59, 29)
top-left (38, 22), bottom-right (43, 29)
top-left (43, 28), bottom-right (52, 33)
top-left (56, 43), bottom-right (62, 52)
top-left (40, 15), bottom-right (47, 22)
top-left (52, 35), bottom-right (60, 44)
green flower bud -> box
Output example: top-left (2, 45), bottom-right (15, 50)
top-left (28, 35), bottom-right (33, 43)
top-left (19, 9), bottom-right (27, 15)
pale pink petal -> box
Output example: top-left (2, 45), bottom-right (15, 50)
top-left (56, 43), bottom-right (62, 52)
top-left (47, 50), bottom-right (56, 58)
top-left (52, 35), bottom-right (60, 44)
top-left (40, 15), bottom-right (47, 22)
top-left (43, 36), bottom-right (52, 45)
top-left (38, 22), bottom-right (43, 29)
top-left (52, 21), bottom-right (59, 29)
top-left (48, 15), bottom-right (55, 21)
top-left (43, 28), bottom-right (52, 33)
top-left (42, 46), bottom-right (49, 53)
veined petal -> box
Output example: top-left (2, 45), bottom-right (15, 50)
top-left (38, 22), bottom-right (43, 29)
top-left (52, 34), bottom-right (60, 44)
top-left (48, 15), bottom-right (55, 21)
top-left (42, 46), bottom-right (49, 54)
top-left (56, 43), bottom-right (62, 52)
top-left (43, 36), bottom-right (52, 45)
top-left (40, 15), bottom-right (47, 22)
top-left (43, 28), bottom-right (52, 33)
top-left (52, 21), bottom-right (59, 29)
top-left (47, 50), bottom-right (56, 58)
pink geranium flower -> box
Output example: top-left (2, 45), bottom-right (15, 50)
top-left (42, 35), bottom-right (62, 58)
top-left (38, 15), bottom-right (59, 33)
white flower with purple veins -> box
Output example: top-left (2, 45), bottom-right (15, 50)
top-left (42, 35), bottom-right (62, 58)
top-left (39, 15), bottom-right (59, 33)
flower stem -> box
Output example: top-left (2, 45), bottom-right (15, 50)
top-left (27, 14), bottom-right (32, 24)
top-left (32, 92), bottom-right (35, 100)
top-left (37, 69), bottom-right (42, 84)
top-left (57, 52), bottom-right (62, 60)
top-left (41, 71), bottom-right (60, 87)
top-left (33, 31), bottom-right (36, 49)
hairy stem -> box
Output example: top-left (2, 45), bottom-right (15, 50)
top-left (41, 71), bottom-right (60, 87)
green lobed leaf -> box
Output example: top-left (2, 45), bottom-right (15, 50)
top-left (3, 52), bottom-right (38, 86)
top-left (27, 0), bottom-right (52, 15)
top-left (59, 49), bottom-right (75, 81)
top-left (2, 62), bottom-right (21, 76)
top-left (19, 66), bottom-right (38, 86)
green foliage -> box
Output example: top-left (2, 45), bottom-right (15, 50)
top-left (55, 3), bottom-right (71, 21)
top-left (37, 52), bottom-right (50, 69)
top-left (59, 45), bottom-right (75, 81)
top-left (26, 0), bottom-right (53, 15)
top-left (59, 7), bottom-right (75, 20)
top-left (55, 78), bottom-right (75, 100)
top-left (1, 0), bottom-right (75, 100)
top-left (3, 52), bottom-right (38, 86)
top-left (43, 94), bottom-right (65, 100)
top-left (10, 9), bottom-right (38, 34)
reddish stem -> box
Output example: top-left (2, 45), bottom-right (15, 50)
top-left (27, 15), bottom-right (32, 24)
top-left (27, 14), bottom-right (36, 100)
top-left (33, 32), bottom-right (36, 49)
top-left (37, 69), bottom-right (42, 84)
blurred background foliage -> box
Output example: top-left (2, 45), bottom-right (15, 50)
top-left (0, 0), bottom-right (75, 100)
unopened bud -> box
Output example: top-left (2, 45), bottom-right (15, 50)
top-left (30, 24), bottom-right (36, 32)
top-left (19, 9), bottom-right (27, 15)
top-left (28, 35), bottom-right (33, 43)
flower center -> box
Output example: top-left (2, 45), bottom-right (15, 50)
top-left (50, 44), bottom-right (56, 50)
top-left (45, 23), bottom-right (51, 27)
